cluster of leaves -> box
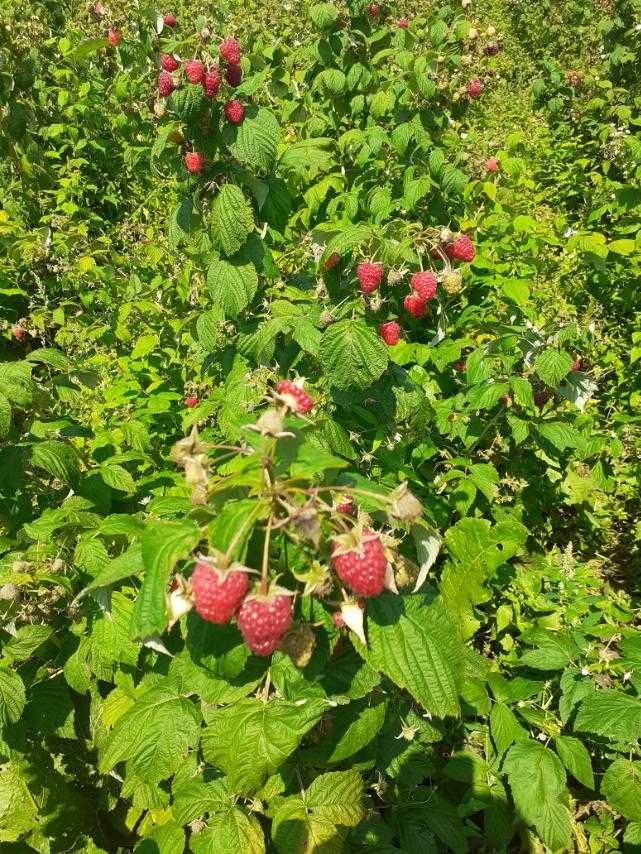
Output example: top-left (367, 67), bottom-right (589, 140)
top-left (0, 0), bottom-right (640, 851)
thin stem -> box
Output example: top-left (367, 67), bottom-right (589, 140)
top-left (260, 513), bottom-right (273, 595)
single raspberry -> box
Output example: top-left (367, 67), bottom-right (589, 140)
top-left (324, 251), bottom-right (340, 271)
top-left (225, 63), bottom-right (242, 87)
top-left (276, 379), bottom-right (315, 415)
top-left (442, 270), bottom-right (463, 294)
top-left (535, 390), bottom-right (551, 408)
top-left (485, 157), bottom-right (499, 173)
top-left (94, 2), bottom-right (105, 17)
top-left (163, 12), bottom-right (177, 27)
top-left (335, 494), bottom-right (355, 515)
top-left (485, 42), bottom-right (499, 56)
top-left (202, 69), bottom-right (220, 98)
top-left (185, 395), bottom-right (198, 408)
top-left (410, 271), bottom-right (437, 301)
top-left (219, 37), bottom-right (241, 66)
top-left (108, 29), bottom-right (122, 47)
top-left (237, 591), bottom-right (293, 656)
top-left (184, 59), bottom-right (205, 84)
top-left (12, 324), bottom-right (26, 341)
top-left (403, 293), bottom-right (427, 318)
top-left (356, 261), bottom-right (383, 294)
top-left (446, 234), bottom-right (476, 263)
top-left (467, 78), bottom-right (483, 98)
top-left (158, 71), bottom-right (176, 97)
top-left (184, 151), bottom-right (205, 173)
top-left (379, 321), bottom-right (401, 346)
top-left (368, 3), bottom-right (380, 16)
top-left (332, 611), bottom-right (346, 628)
top-left (160, 54), bottom-right (179, 72)
top-left (453, 361), bottom-right (466, 372)
top-left (224, 99), bottom-right (245, 124)
top-left (331, 528), bottom-right (387, 598)
top-left (397, 18), bottom-right (409, 28)
top-left (571, 359), bottom-right (581, 373)
top-left (191, 561), bottom-right (249, 624)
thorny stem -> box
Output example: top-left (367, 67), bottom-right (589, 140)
top-left (260, 513), bottom-right (273, 596)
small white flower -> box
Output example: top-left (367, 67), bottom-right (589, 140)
top-left (581, 666), bottom-right (589, 676)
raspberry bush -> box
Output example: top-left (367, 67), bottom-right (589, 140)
top-left (0, 0), bottom-right (640, 851)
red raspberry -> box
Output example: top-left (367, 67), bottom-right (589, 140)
top-left (397, 18), bottom-right (409, 28)
top-left (379, 321), bottom-right (401, 346)
top-left (403, 293), bottom-right (427, 318)
top-left (192, 561), bottom-right (249, 624)
top-left (219, 37), bottom-right (241, 66)
top-left (184, 59), bottom-right (205, 84)
top-left (12, 324), bottom-right (26, 341)
top-left (331, 528), bottom-right (387, 598)
top-left (535, 390), bottom-right (551, 408)
top-left (185, 395), bottom-right (198, 408)
top-left (163, 13), bottom-right (177, 27)
top-left (453, 361), bottom-right (466, 372)
top-left (158, 71), bottom-right (176, 97)
top-left (276, 380), bottom-right (315, 415)
top-left (410, 271), bottom-right (437, 301)
top-left (332, 611), bottom-right (346, 628)
top-left (202, 69), bottom-right (220, 98)
top-left (108, 29), bottom-right (122, 47)
top-left (224, 99), bottom-right (245, 125)
top-left (160, 54), bottom-right (179, 72)
top-left (237, 592), bottom-right (292, 656)
top-left (485, 42), bottom-right (499, 56)
top-left (356, 261), bottom-right (383, 294)
top-left (446, 234), bottom-right (476, 263)
top-left (571, 359), bottom-right (581, 373)
top-left (225, 63), bottom-right (242, 87)
top-left (467, 78), bottom-right (483, 98)
top-left (485, 157), bottom-right (499, 173)
top-left (94, 2), bottom-right (105, 17)
top-left (335, 494), bottom-right (355, 515)
top-left (368, 3), bottom-right (380, 16)
top-left (324, 251), bottom-right (340, 271)
top-left (184, 151), bottom-right (205, 173)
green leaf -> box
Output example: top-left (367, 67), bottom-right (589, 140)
top-left (208, 500), bottom-right (268, 561)
top-left (31, 440), bottom-right (80, 485)
top-left (355, 595), bottom-right (462, 717)
top-left (534, 348), bottom-right (573, 387)
top-left (305, 697), bottom-right (387, 764)
top-left (100, 463), bottom-right (136, 493)
top-left (225, 108), bottom-right (280, 172)
top-left (130, 520), bottom-right (201, 639)
top-left (191, 809), bottom-right (266, 853)
top-left (0, 392), bottom-right (10, 439)
top-left (0, 762), bottom-right (38, 842)
top-left (169, 196), bottom-right (192, 250)
top-left (135, 820), bottom-right (185, 854)
top-left (78, 543), bottom-right (144, 596)
top-left (554, 735), bottom-right (594, 789)
top-left (0, 670), bottom-right (26, 727)
top-left (309, 3), bottom-right (339, 30)
top-left (536, 421), bottom-right (581, 452)
top-left (601, 759), bottom-right (641, 821)
top-left (319, 319), bottom-right (388, 389)
top-left (202, 698), bottom-right (326, 794)
top-left (99, 681), bottom-right (201, 783)
top-left (574, 690), bottom-right (641, 741)
top-left (211, 185), bottom-right (255, 257)
top-left (271, 770), bottom-right (364, 854)
top-left (26, 347), bottom-right (72, 371)
top-left (206, 259), bottom-right (258, 318)
top-left (490, 702), bottom-right (528, 756)
top-left (3, 625), bottom-right (53, 661)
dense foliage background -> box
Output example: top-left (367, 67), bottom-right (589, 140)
top-left (1, 0), bottom-right (640, 851)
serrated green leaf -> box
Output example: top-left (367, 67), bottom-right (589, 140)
top-left (601, 758), bottom-right (641, 821)
top-left (31, 440), bottom-right (80, 485)
top-left (225, 108), bottom-right (280, 171)
top-left (0, 393), bottom-right (11, 439)
top-left (206, 259), bottom-right (258, 318)
top-left (191, 809), bottom-right (266, 853)
top-left (319, 319), bottom-right (388, 389)
top-left (554, 735), bottom-right (594, 789)
top-left (0, 671), bottom-right (26, 727)
top-left (574, 690), bottom-right (641, 741)
top-left (100, 463), bottom-right (136, 493)
top-left (534, 348), bottom-right (573, 387)
top-left (211, 185), bottom-right (255, 257)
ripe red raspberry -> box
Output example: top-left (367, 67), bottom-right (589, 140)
top-left (403, 293), bottom-right (427, 318)
top-left (12, 324), bottom-right (26, 341)
top-left (571, 359), bottom-right (581, 373)
top-left (276, 380), bottom-right (315, 415)
top-left (453, 360), bottom-right (466, 372)
top-left (184, 151), bottom-right (205, 173)
top-left (158, 71), bottom-right (176, 97)
top-left (397, 18), bottom-right (409, 28)
top-left (185, 395), bottom-right (198, 408)
top-left (485, 157), bottom-right (499, 173)
top-left (356, 261), bottom-right (383, 294)
top-left (160, 54), bottom-right (179, 72)
top-left (446, 234), bottom-right (476, 263)
top-left (324, 251), bottom-right (340, 271)
top-left (485, 42), bottom-right (499, 56)
top-left (237, 592), bottom-right (293, 656)
top-left (335, 494), bottom-right (355, 515)
top-left (331, 528), bottom-right (387, 598)
top-left (108, 29), bottom-right (122, 47)
top-left (163, 12), bottom-right (177, 27)
top-left (225, 63), bottom-right (242, 87)
top-left (467, 78), bottom-right (483, 98)
top-left (192, 561), bottom-right (249, 624)
top-left (219, 37), bottom-right (241, 66)
top-left (202, 69), bottom-right (220, 98)
top-left (224, 99), bottom-right (245, 125)
top-left (410, 271), bottom-right (437, 301)
top-left (368, 3), bottom-right (380, 16)
top-left (379, 321), bottom-right (401, 346)
top-left (184, 59), bottom-right (205, 84)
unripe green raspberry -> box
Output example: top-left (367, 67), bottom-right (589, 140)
top-left (442, 270), bottom-right (463, 294)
